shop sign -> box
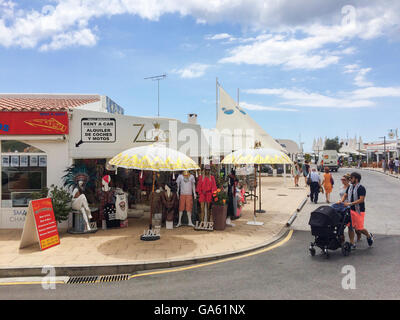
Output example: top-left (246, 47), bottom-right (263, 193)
top-left (0, 112), bottom-right (69, 135)
top-left (20, 198), bottom-right (60, 251)
top-left (76, 117), bottom-right (116, 147)
top-left (194, 221), bottom-right (214, 231)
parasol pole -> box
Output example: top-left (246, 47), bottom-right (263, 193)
top-left (247, 165), bottom-right (263, 225)
top-left (256, 164), bottom-right (266, 213)
top-left (149, 171), bottom-right (155, 229)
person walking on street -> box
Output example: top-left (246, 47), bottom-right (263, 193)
top-left (307, 168), bottom-right (321, 204)
top-left (338, 174), bottom-right (362, 242)
top-left (389, 158), bottom-right (395, 174)
top-left (338, 172), bottom-right (373, 249)
top-left (302, 161), bottom-right (310, 185)
top-left (322, 167), bottom-right (333, 203)
top-left (292, 161), bottom-right (300, 187)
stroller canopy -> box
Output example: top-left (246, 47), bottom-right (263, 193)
top-left (309, 206), bottom-right (342, 227)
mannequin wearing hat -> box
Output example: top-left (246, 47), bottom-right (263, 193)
top-left (71, 177), bottom-right (92, 231)
top-left (176, 171), bottom-right (196, 227)
top-left (196, 165), bottom-right (217, 223)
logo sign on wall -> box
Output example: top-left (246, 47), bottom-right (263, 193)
top-left (20, 198), bottom-right (60, 251)
top-left (75, 118), bottom-right (116, 147)
top-left (0, 112), bottom-right (69, 135)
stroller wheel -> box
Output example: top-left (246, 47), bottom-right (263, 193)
top-left (323, 248), bottom-right (330, 259)
top-left (341, 242), bottom-right (351, 256)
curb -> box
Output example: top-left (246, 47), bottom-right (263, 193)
top-left (361, 168), bottom-right (400, 180)
top-left (0, 192), bottom-right (307, 278)
top-left (0, 227), bottom-right (291, 278)
top-left (286, 196), bottom-right (308, 227)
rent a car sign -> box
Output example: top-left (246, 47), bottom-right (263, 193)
top-left (81, 118), bottom-right (116, 143)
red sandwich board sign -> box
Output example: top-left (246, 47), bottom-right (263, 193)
top-left (20, 198), bottom-right (60, 251)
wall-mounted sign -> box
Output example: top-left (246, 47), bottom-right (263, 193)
top-left (1, 155), bottom-right (10, 167)
top-left (30, 156), bottom-right (38, 167)
top-left (75, 118), bottom-right (116, 147)
top-left (10, 155), bottom-right (19, 167)
top-left (39, 155), bottom-right (47, 167)
top-left (0, 112), bottom-right (69, 135)
top-left (20, 155), bottom-right (29, 167)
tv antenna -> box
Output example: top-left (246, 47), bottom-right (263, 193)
top-left (144, 74), bottom-right (167, 117)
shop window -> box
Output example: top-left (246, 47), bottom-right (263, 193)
top-left (1, 141), bottom-right (47, 208)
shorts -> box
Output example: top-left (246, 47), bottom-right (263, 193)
top-left (349, 210), bottom-right (365, 231)
top-left (179, 194), bottom-right (193, 212)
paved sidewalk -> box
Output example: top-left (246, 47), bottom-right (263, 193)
top-left (0, 176), bottom-right (307, 275)
top-left (362, 167), bottom-right (400, 180)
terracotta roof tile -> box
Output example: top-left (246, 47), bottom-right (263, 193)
top-left (0, 94), bottom-right (100, 112)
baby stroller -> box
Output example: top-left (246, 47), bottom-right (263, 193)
top-left (308, 204), bottom-right (352, 258)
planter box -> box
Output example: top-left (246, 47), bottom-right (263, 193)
top-left (212, 205), bottom-right (227, 231)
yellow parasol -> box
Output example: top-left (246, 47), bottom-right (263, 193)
top-left (222, 147), bottom-right (292, 225)
top-left (109, 144), bottom-right (200, 228)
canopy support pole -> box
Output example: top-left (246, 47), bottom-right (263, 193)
top-left (149, 171), bottom-right (155, 229)
top-left (247, 165), bottom-right (264, 226)
top-left (256, 164), bottom-right (266, 213)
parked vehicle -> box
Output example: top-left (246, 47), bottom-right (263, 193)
top-left (317, 150), bottom-right (339, 172)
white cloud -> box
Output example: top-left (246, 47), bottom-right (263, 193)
top-left (39, 28), bottom-right (97, 51)
top-left (354, 68), bottom-right (373, 87)
top-left (241, 102), bottom-right (298, 112)
top-left (205, 33), bottom-right (232, 40)
top-left (0, 0), bottom-right (399, 51)
top-left (172, 63), bottom-right (210, 79)
top-left (352, 87), bottom-right (400, 100)
top-left (244, 88), bottom-right (375, 108)
top-left (343, 64), bottom-right (373, 87)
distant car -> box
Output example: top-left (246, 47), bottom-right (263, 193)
top-left (317, 150), bottom-right (339, 172)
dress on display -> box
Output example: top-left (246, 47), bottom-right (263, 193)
top-left (161, 191), bottom-right (178, 222)
top-left (196, 175), bottom-right (217, 203)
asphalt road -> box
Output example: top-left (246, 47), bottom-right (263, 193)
top-left (1, 169), bottom-right (399, 300)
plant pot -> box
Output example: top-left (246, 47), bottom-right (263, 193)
top-left (212, 205), bottom-right (227, 231)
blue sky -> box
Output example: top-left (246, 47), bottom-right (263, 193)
top-left (1, 0), bottom-right (400, 152)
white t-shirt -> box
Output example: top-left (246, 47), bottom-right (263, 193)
top-left (176, 174), bottom-right (195, 195)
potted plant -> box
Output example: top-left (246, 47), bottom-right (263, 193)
top-left (32, 185), bottom-right (72, 228)
top-left (211, 188), bottom-right (228, 230)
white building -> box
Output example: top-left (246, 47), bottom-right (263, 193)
top-left (0, 94), bottom-right (202, 229)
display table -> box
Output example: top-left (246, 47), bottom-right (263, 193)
top-left (68, 208), bottom-right (98, 234)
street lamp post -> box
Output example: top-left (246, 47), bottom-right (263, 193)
top-left (144, 74), bottom-right (167, 117)
top-left (379, 136), bottom-right (386, 171)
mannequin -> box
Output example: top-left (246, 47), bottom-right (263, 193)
top-left (196, 165), bottom-right (217, 223)
top-left (98, 175), bottom-right (115, 229)
top-left (71, 179), bottom-right (92, 231)
top-left (161, 183), bottom-right (178, 229)
top-left (176, 171), bottom-right (196, 227)
top-left (150, 183), bottom-right (163, 228)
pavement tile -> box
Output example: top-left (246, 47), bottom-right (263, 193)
top-left (0, 176), bottom-right (306, 268)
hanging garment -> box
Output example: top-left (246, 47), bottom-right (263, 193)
top-left (115, 190), bottom-right (128, 221)
top-left (97, 189), bottom-right (115, 220)
top-left (161, 191), bottom-right (178, 222)
top-left (196, 175), bottom-right (217, 203)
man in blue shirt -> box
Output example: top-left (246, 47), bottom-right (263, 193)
top-left (308, 168), bottom-right (321, 204)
